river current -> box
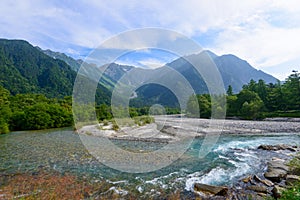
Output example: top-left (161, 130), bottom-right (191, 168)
top-left (0, 129), bottom-right (299, 195)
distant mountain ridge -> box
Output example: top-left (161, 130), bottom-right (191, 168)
top-left (41, 48), bottom-right (117, 91)
top-left (0, 38), bottom-right (278, 108)
top-left (40, 47), bottom-right (278, 95)
top-left (97, 51), bottom-right (278, 107)
top-left (213, 53), bottom-right (277, 92)
top-left (40, 48), bottom-right (82, 71)
top-left (167, 51), bottom-right (278, 93)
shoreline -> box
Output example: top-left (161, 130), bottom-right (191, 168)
top-left (77, 116), bottom-right (300, 143)
top-left (192, 144), bottom-right (300, 199)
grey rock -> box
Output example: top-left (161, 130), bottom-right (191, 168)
top-left (264, 168), bottom-right (287, 182)
top-left (268, 161), bottom-right (289, 171)
top-left (194, 183), bottom-right (228, 196)
top-left (246, 185), bottom-right (268, 193)
top-left (253, 175), bottom-right (274, 187)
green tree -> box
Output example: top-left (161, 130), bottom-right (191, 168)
top-left (266, 82), bottom-right (284, 112)
top-left (240, 99), bottom-right (264, 120)
top-left (256, 79), bottom-right (268, 103)
top-left (226, 95), bottom-right (238, 116)
top-left (282, 70), bottom-right (300, 110)
top-left (186, 95), bottom-right (199, 117)
top-left (0, 86), bottom-right (11, 134)
top-left (226, 85), bottom-right (233, 96)
top-left (186, 94), bottom-right (211, 118)
top-left (236, 89), bottom-right (264, 119)
top-left (96, 104), bottom-right (112, 121)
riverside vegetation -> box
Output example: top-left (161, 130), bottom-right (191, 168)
top-left (1, 71), bottom-right (300, 134)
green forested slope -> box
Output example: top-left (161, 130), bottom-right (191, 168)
top-left (0, 39), bottom-right (111, 104)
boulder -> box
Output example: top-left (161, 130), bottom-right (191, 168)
top-left (194, 183), bottom-right (228, 196)
top-left (246, 185), bottom-right (268, 193)
top-left (286, 174), bottom-right (300, 185)
top-left (268, 161), bottom-right (289, 171)
top-left (260, 179), bottom-right (274, 187)
top-left (264, 168), bottom-right (287, 182)
top-left (253, 175), bottom-right (274, 187)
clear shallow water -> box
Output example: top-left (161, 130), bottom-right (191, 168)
top-left (0, 129), bottom-right (299, 195)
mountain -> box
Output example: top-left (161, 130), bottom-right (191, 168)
top-left (42, 49), bottom-right (117, 91)
top-left (99, 63), bottom-right (134, 82)
top-left (1, 38), bottom-right (277, 108)
top-left (214, 54), bottom-right (277, 92)
top-left (106, 50), bottom-right (278, 107)
top-left (0, 39), bottom-right (111, 104)
top-left (41, 48), bottom-right (81, 71)
top-left (166, 51), bottom-right (278, 93)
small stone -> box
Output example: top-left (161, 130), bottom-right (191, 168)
top-left (242, 176), bottom-right (252, 183)
top-left (257, 192), bottom-right (267, 197)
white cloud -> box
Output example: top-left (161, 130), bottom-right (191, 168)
top-left (138, 58), bottom-right (166, 69)
top-left (1, 0), bottom-right (300, 79)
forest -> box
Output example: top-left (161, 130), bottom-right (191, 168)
top-left (187, 71), bottom-right (300, 119)
top-left (0, 71), bottom-right (299, 134)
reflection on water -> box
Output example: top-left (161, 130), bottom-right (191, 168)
top-left (0, 129), bottom-right (299, 193)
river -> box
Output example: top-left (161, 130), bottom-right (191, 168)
top-left (0, 128), bottom-right (299, 196)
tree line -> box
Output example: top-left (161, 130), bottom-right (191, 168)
top-left (1, 71), bottom-right (299, 134)
top-left (0, 86), bottom-right (180, 134)
top-left (187, 71), bottom-right (300, 119)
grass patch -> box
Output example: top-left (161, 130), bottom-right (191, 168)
top-left (274, 154), bottom-right (300, 200)
top-left (98, 115), bottom-right (155, 130)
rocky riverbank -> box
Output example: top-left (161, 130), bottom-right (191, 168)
top-left (77, 116), bottom-right (300, 142)
top-left (192, 144), bottom-right (300, 200)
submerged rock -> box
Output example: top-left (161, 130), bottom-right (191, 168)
top-left (258, 144), bottom-right (297, 151)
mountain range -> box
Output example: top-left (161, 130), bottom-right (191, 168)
top-left (0, 39), bottom-right (278, 107)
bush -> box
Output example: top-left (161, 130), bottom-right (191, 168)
top-left (0, 121), bottom-right (9, 134)
top-left (112, 122), bottom-right (119, 131)
top-left (103, 120), bottom-right (109, 126)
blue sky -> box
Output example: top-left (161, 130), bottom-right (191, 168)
top-left (1, 0), bottom-right (300, 80)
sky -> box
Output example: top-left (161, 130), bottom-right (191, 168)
top-left (1, 0), bottom-right (300, 80)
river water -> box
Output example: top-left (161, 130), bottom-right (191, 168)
top-left (0, 129), bottom-right (299, 195)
